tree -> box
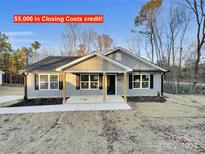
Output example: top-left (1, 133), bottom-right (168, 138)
top-left (76, 44), bottom-right (86, 56)
top-left (168, 5), bottom-right (184, 67)
top-left (183, 0), bottom-right (205, 84)
top-left (95, 34), bottom-right (114, 54)
top-left (0, 32), bottom-right (12, 72)
top-left (63, 25), bottom-right (97, 55)
top-left (63, 24), bottom-right (79, 56)
top-left (31, 41), bottom-right (41, 63)
top-left (135, 0), bottom-right (163, 63)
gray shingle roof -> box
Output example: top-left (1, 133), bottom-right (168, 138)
top-left (21, 56), bottom-right (80, 72)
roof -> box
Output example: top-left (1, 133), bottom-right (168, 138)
top-left (20, 56), bottom-right (80, 72)
top-left (105, 47), bottom-right (168, 72)
top-left (56, 52), bottom-right (132, 72)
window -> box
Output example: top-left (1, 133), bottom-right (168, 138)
top-left (90, 74), bottom-right (99, 89)
top-left (133, 74), bottom-right (150, 89)
top-left (50, 75), bottom-right (59, 89)
top-left (39, 74), bottom-right (59, 90)
top-left (133, 75), bottom-right (140, 88)
top-left (80, 75), bottom-right (89, 89)
top-left (80, 74), bottom-right (99, 90)
top-left (142, 75), bottom-right (149, 88)
top-left (39, 75), bottom-right (49, 90)
top-left (116, 53), bottom-right (121, 60)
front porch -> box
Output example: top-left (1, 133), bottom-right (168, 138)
top-left (66, 95), bottom-right (125, 104)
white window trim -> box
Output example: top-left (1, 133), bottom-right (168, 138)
top-left (116, 53), bottom-right (121, 60)
top-left (39, 74), bottom-right (59, 90)
top-left (132, 74), bottom-right (150, 89)
top-left (80, 74), bottom-right (99, 90)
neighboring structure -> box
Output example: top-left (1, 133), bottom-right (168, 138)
top-left (0, 71), bottom-right (4, 86)
top-left (20, 47), bottom-right (167, 103)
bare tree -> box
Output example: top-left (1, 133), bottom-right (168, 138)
top-left (63, 25), bottom-right (98, 55)
top-left (135, 0), bottom-right (163, 63)
top-left (94, 34), bottom-right (115, 54)
top-left (63, 24), bottom-right (79, 56)
top-left (80, 27), bottom-right (97, 53)
top-left (183, 0), bottom-right (205, 84)
top-left (168, 5), bottom-right (184, 67)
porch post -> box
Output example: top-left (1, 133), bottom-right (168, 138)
top-left (124, 72), bottom-right (127, 102)
top-left (103, 73), bottom-right (106, 102)
top-left (24, 73), bottom-right (28, 100)
top-left (63, 72), bottom-right (67, 104)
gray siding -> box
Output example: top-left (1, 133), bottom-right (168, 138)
top-left (27, 73), bottom-right (63, 98)
top-left (27, 72), bottom-right (161, 98)
top-left (65, 55), bottom-right (125, 72)
top-left (107, 50), bottom-right (155, 70)
top-left (117, 73), bottom-right (161, 96)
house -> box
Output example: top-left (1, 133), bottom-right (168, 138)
top-left (0, 71), bottom-right (4, 86)
top-left (20, 47), bottom-right (167, 103)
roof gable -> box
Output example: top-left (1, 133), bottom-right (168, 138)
top-left (56, 53), bottom-right (132, 72)
top-left (105, 47), bottom-right (167, 72)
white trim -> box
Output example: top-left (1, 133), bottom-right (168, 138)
top-left (80, 74), bottom-right (99, 90)
top-left (39, 74), bottom-right (59, 90)
top-left (132, 74), bottom-right (150, 89)
top-left (56, 52), bottom-right (132, 72)
top-left (64, 71), bottom-right (127, 73)
top-left (105, 47), bottom-right (167, 72)
top-left (106, 74), bottom-right (118, 95)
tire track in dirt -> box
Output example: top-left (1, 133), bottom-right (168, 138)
top-left (6, 113), bottom-right (62, 154)
top-left (138, 115), bottom-right (205, 153)
top-left (99, 111), bottom-right (121, 154)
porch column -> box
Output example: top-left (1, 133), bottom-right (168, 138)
top-left (63, 72), bottom-right (67, 104)
top-left (24, 73), bottom-right (28, 100)
top-left (103, 73), bottom-right (107, 102)
top-left (124, 72), bottom-right (127, 102)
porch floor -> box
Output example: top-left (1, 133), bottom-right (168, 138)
top-left (66, 95), bottom-right (125, 104)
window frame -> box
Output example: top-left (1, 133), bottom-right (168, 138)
top-left (39, 74), bottom-right (59, 90)
top-left (115, 53), bottom-right (122, 60)
top-left (80, 74), bottom-right (99, 90)
top-left (132, 74), bottom-right (150, 89)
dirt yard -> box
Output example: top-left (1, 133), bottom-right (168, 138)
top-left (0, 86), bottom-right (23, 96)
top-left (0, 93), bottom-right (205, 154)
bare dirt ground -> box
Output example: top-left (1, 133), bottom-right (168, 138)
top-left (0, 87), bottom-right (205, 154)
top-left (0, 86), bottom-right (23, 96)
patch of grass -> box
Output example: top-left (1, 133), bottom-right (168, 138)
top-left (8, 98), bottom-right (63, 107)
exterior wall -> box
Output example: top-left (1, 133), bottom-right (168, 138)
top-left (27, 72), bottom-right (161, 98)
top-left (0, 72), bottom-right (3, 86)
top-left (27, 72), bottom-right (102, 98)
top-left (107, 49), bottom-right (155, 70)
top-left (117, 73), bottom-right (161, 96)
top-left (27, 73), bottom-right (63, 98)
top-left (65, 56), bottom-right (124, 72)
top-left (65, 73), bottom-right (103, 96)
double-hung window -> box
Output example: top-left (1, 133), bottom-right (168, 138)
top-left (80, 74), bottom-right (99, 90)
top-left (133, 74), bottom-right (150, 89)
top-left (39, 74), bottom-right (59, 90)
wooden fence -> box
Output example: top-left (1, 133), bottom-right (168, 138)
top-left (2, 73), bottom-right (24, 86)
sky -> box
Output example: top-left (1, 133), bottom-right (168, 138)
top-left (0, 0), bottom-right (194, 57)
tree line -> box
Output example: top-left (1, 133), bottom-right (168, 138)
top-left (0, 32), bottom-right (41, 73)
top-left (134, 0), bottom-right (205, 86)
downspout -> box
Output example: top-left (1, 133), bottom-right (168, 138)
top-left (161, 72), bottom-right (165, 96)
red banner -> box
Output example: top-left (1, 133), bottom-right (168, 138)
top-left (14, 15), bottom-right (104, 24)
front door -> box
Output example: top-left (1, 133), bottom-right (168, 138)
top-left (107, 75), bottom-right (115, 95)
